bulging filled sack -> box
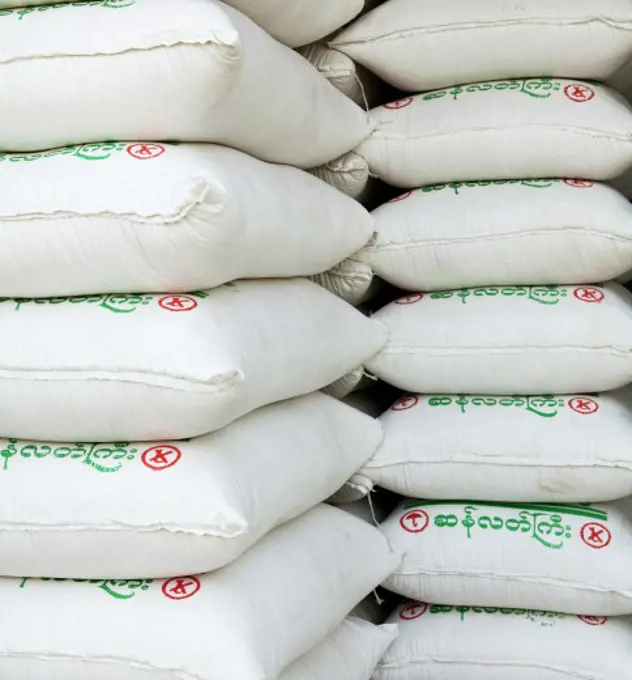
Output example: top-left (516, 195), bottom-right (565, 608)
top-left (283, 617), bottom-right (397, 680)
top-left (221, 0), bottom-right (363, 47)
top-left (376, 600), bottom-right (632, 680)
top-left (0, 392), bottom-right (384, 579)
top-left (366, 388), bottom-right (632, 503)
top-left (367, 282), bottom-right (632, 395)
top-left (382, 497), bottom-right (632, 615)
top-left (299, 42), bottom-right (381, 108)
top-left (0, 0), bottom-right (371, 166)
top-left (329, 385), bottom-right (401, 504)
top-left (0, 504), bottom-right (401, 680)
top-left (332, 0), bottom-right (632, 92)
top-left (0, 279), bottom-right (388, 442)
top-left (355, 79), bottom-right (632, 188)
top-left (360, 179), bottom-right (632, 291)
top-left (0, 143), bottom-right (374, 298)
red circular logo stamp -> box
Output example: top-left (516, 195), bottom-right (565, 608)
top-left (158, 295), bottom-right (198, 312)
top-left (384, 97), bottom-right (414, 110)
top-left (126, 143), bottom-right (165, 160)
top-left (563, 179), bottom-right (594, 188)
top-left (578, 615), bottom-right (608, 626)
top-left (564, 84), bottom-right (595, 103)
top-left (395, 294), bottom-right (424, 305)
top-left (580, 522), bottom-right (612, 550)
top-left (568, 398), bottom-right (599, 416)
top-left (391, 396), bottom-right (419, 412)
top-left (573, 287), bottom-right (604, 304)
top-left (389, 191), bottom-right (412, 203)
top-left (141, 445), bottom-right (182, 471)
top-left (400, 602), bottom-right (428, 621)
top-left (162, 576), bottom-right (201, 600)
top-left (400, 509), bottom-right (430, 534)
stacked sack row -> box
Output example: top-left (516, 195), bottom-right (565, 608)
top-left (0, 1), bottom-right (403, 679)
top-left (324, 1), bottom-right (632, 678)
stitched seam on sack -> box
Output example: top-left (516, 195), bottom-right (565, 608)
top-left (334, 16), bottom-right (632, 46)
top-left (0, 178), bottom-right (213, 224)
top-left (368, 228), bottom-right (632, 251)
top-left (0, 38), bottom-right (236, 66)
top-left (364, 458), bottom-right (632, 471)
top-left (378, 658), bottom-right (602, 680)
top-left (372, 124), bottom-right (632, 142)
top-left (379, 345), bottom-right (631, 356)
top-left (318, 271), bottom-right (372, 282)
top-left (320, 67), bottom-right (354, 79)
top-left (0, 369), bottom-right (243, 393)
top-left (393, 569), bottom-right (632, 596)
top-left (0, 652), bottom-right (206, 680)
top-left (0, 523), bottom-right (247, 537)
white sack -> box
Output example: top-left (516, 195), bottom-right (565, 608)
top-left (282, 617), bottom-right (397, 680)
top-left (367, 282), bottom-right (632, 395)
top-left (0, 279), bottom-right (388, 442)
top-left (366, 388), bottom-right (632, 503)
top-left (0, 392), bottom-right (385, 579)
top-left (311, 151), bottom-right (373, 202)
top-left (376, 600), bottom-right (632, 680)
top-left (360, 179), bottom-right (632, 292)
top-left (0, 504), bottom-right (401, 680)
top-left (0, 143), bottom-right (373, 298)
top-left (299, 42), bottom-right (381, 107)
top-left (332, 0), bottom-right (632, 92)
top-left (326, 378), bottom-right (376, 505)
top-left (313, 257), bottom-right (376, 307)
top-left (355, 79), bottom-right (632, 188)
top-left (0, 0), bottom-right (371, 167)
top-left (382, 498), bottom-right (632, 615)
top-left (221, 0), bottom-right (363, 47)
top-left (329, 387), bottom-right (396, 504)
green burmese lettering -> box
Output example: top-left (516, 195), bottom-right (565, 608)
top-left (3, 0), bottom-right (136, 20)
top-left (0, 440), bottom-right (18, 471)
top-left (428, 503), bottom-right (580, 549)
top-left (18, 576), bottom-right (154, 599)
top-left (83, 443), bottom-right (136, 473)
top-left (524, 396), bottom-right (564, 418)
top-left (421, 78), bottom-right (561, 104)
top-left (16, 445), bottom-right (32, 459)
top-left (98, 294), bottom-right (151, 314)
top-left (427, 396), bottom-right (453, 407)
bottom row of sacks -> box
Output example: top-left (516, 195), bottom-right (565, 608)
top-left (376, 601), bottom-right (632, 680)
top-left (0, 505), bottom-right (399, 680)
top-left (3, 494), bottom-right (632, 679)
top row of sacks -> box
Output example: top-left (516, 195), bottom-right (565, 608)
top-left (0, 0), bottom-right (372, 164)
top-left (5, 1), bottom-right (632, 171)
top-left (1, 0), bottom-right (377, 48)
top-left (332, 0), bottom-right (632, 93)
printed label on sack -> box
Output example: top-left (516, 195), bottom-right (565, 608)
top-left (415, 78), bottom-right (594, 104)
top-left (0, 440), bottom-right (186, 474)
top-left (394, 285), bottom-right (605, 307)
top-left (390, 394), bottom-right (601, 419)
top-left (0, 292), bottom-right (207, 315)
top-left (399, 500), bottom-right (612, 551)
top-left (0, 0), bottom-right (136, 20)
top-left (0, 142), bottom-right (169, 165)
top-left (389, 178), bottom-right (594, 201)
top-left (397, 601), bottom-right (606, 627)
top-left (18, 575), bottom-right (201, 601)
